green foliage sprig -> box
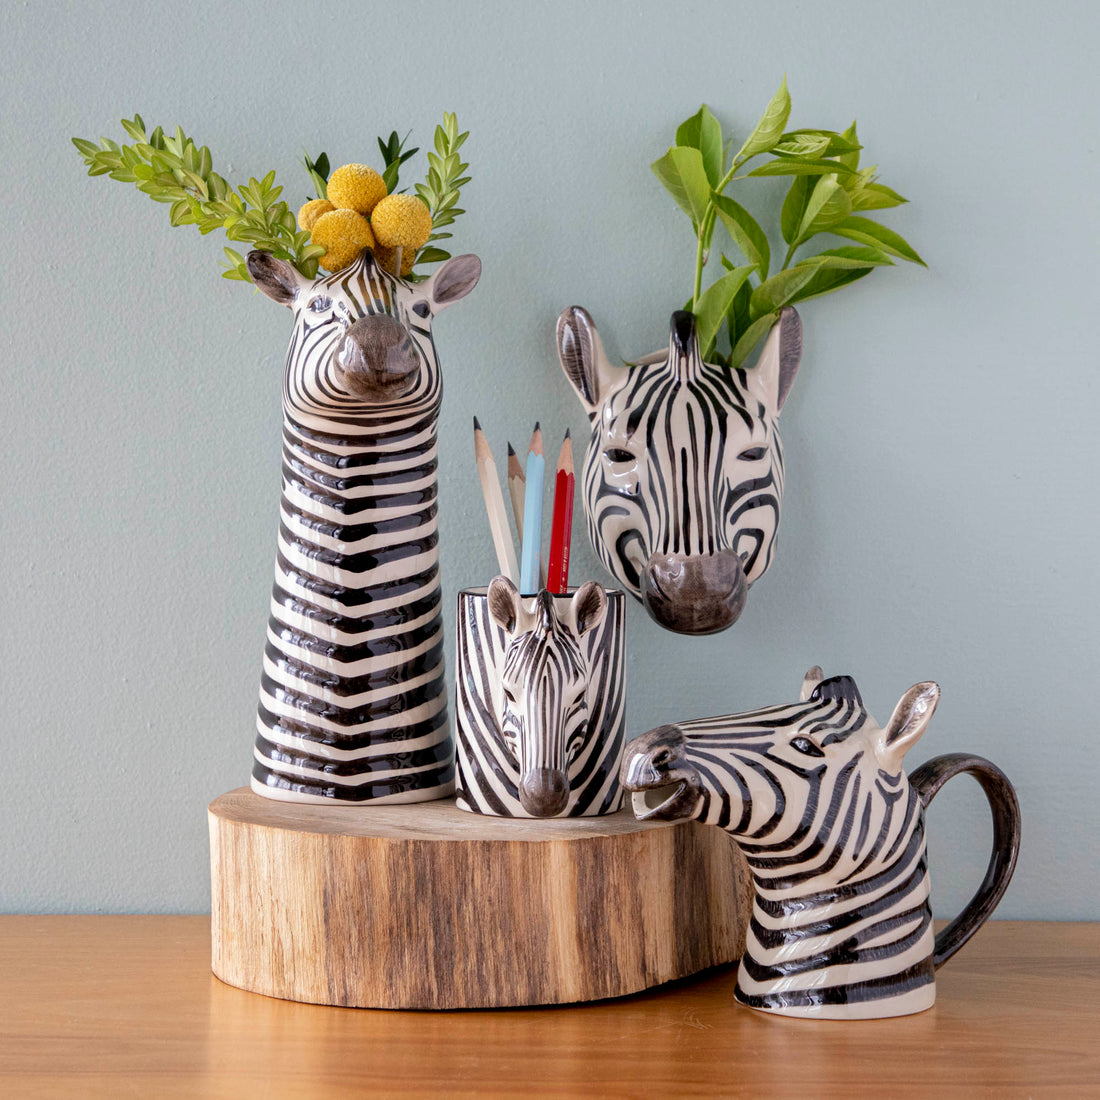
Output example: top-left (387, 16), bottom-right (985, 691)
top-left (377, 130), bottom-right (419, 193)
top-left (72, 116), bottom-right (325, 282)
top-left (415, 112), bottom-right (471, 266)
top-left (652, 79), bottom-right (925, 368)
top-left (301, 150), bottom-right (329, 200)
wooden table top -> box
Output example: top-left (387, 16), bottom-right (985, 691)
top-left (1, 917), bottom-right (1097, 1097)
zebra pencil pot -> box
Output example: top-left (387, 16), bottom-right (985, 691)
top-left (455, 577), bottom-right (626, 818)
top-left (621, 668), bottom-right (1021, 1020)
top-left (556, 305), bottom-right (802, 635)
top-left (246, 248), bottom-right (481, 805)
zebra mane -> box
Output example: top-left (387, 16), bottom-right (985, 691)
top-left (810, 675), bottom-right (863, 706)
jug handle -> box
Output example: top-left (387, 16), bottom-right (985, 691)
top-left (909, 753), bottom-right (1021, 968)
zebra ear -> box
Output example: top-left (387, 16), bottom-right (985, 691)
top-left (747, 306), bottom-right (802, 414)
top-left (424, 254), bottom-right (481, 313)
top-left (557, 306), bottom-right (620, 418)
top-left (879, 681), bottom-right (941, 772)
top-left (487, 574), bottom-right (521, 634)
top-left (570, 581), bottom-right (607, 637)
top-left (800, 665), bottom-right (825, 701)
top-left (247, 251), bottom-right (308, 308)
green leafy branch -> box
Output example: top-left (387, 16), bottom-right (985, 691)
top-left (377, 130), bottom-right (419, 193)
top-left (652, 79), bottom-right (925, 368)
top-left (301, 150), bottom-right (329, 200)
top-left (414, 112), bottom-right (471, 266)
top-left (72, 116), bottom-right (325, 282)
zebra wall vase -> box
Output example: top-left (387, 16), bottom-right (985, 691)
top-left (556, 305), bottom-right (802, 635)
top-left (455, 578), bottom-right (626, 817)
top-left (246, 248), bottom-right (481, 804)
top-left (621, 668), bottom-right (1021, 1019)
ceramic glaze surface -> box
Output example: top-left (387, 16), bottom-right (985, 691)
top-left (246, 249), bottom-right (481, 803)
top-left (621, 668), bottom-right (1020, 1019)
top-left (556, 306), bottom-right (801, 635)
top-left (455, 580), bottom-right (626, 817)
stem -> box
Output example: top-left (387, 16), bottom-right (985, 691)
top-left (691, 150), bottom-right (764, 313)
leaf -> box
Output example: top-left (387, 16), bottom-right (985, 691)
top-left (772, 133), bottom-right (830, 158)
top-left (794, 175), bottom-right (852, 244)
top-left (711, 193), bottom-right (769, 279)
top-left (750, 266), bottom-right (820, 319)
top-left (694, 264), bottom-right (754, 359)
top-left (799, 246), bottom-right (893, 268)
top-left (837, 121), bottom-right (860, 171)
top-left (850, 181), bottom-right (908, 210)
top-left (676, 104), bottom-right (724, 186)
top-left (785, 263), bottom-right (875, 305)
top-left (730, 311), bottom-right (779, 369)
top-left (748, 156), bottom-right (858, 178)
top-left (781, 175), bottom-right (812, 245)
top-left (735, 76), bottom-right (790, 163)
top-left (829, 215), bottom-right (925, 265)
top-left (417, 247), bottom-right (451, 264)
top-left (651, 145), bottom-right (712, 229)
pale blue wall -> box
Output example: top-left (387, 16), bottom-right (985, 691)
top-left (2, 0), bottom-right (1096, 918)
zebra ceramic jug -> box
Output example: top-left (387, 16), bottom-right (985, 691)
top-left (246, 248), bottom-right (481, 804)
top-left (621, 668), bottom-right (1021, 1019)
top-left (455, 577), bottom-right (626, 817)
top-left (556, 305), bottom-right (802, 636)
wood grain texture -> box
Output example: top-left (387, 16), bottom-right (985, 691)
top-left (209, 788), bottom-right (752, 1009)
top-left (1, 919), bottom-right (1096, 1098)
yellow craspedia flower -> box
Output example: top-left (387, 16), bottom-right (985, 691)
top-left (297, 198), bottom-right (335, 231)
top-left (327, 163), bottom-right (387, 215)
top-left (311, 209), bottom-right (375, 272)
top-left (374, 244), bottom-right (417, 277)
top-left (371, 193), bottom-right (433, 249)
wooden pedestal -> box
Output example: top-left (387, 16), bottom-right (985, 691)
top-left (208, 788), bottom-right (752, 1009)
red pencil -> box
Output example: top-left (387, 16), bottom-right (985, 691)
top-left (546, 431), bottom-right (575, 594)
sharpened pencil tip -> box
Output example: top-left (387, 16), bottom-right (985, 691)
top-left (564, 428), bottom-right (571, 440)
top-left (473, 415), bottom-right (482, 431)
top-left (533, 421), bottom-right (540, 431)
top-left (507, 442), bottom-right (516, 456)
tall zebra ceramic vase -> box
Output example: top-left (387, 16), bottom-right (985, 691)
top-left (455, 578), bottom-right (626, 817)
top-left (621, 669), bottom-right (1021, 1019)
top-left (246, 248), bottom-right (481, 804)
top-left (556, 306), bottom-right (802, 635)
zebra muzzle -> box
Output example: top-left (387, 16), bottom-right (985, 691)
top-left (518, 766), bottom-right (569, 817)
top-left (333, 315), bottom-right (421, 400)
top-left (640, 549), bottom-right (748, 635)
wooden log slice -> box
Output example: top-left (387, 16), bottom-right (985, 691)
top-left (209, 788), bottom-right (752, 1009)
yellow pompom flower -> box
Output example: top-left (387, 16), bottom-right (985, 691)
top-left (311, 209), bottom-right (375, 272)
top-left (326, 164), bottom-right (388, 215)
top-left (370, 193), bottom-right (433, 249)
top-left (297, 198), bottom-right (335, 231)
top-left (374, 244), bottom-right (417, 277)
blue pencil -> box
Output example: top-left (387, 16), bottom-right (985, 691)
top-left (519, 423), bottom-right (544, 594)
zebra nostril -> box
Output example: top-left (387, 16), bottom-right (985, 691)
top-left (640, 550), bottom-right (747, 635)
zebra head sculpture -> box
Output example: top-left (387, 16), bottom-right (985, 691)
top-left (557, 305), bottom-right (802, 635)
top-left (621, 668), bottom-right (1021, 1018)
top-left (247, 248), bottom-right (481, 804)
top-left (484, 576), bottom-right (608, 816)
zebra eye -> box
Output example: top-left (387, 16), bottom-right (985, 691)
top-left (738, 446), bottom-right (767, 461)
top-left (791, 736), bottom-right (825, 757)
top-left (604, 448), bottom-right (635, 464)
top-left (308, 296), bottom-right (333, 313)
top-left (652, 747), bottom-right (673, 767)
top-left (503, 686), bottom-right (518, 705)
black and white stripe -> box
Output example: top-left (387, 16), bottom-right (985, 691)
top-left (249, 250), bottom-right (479, 803)
top-left (455, 581), bottom-right (626, 817)
top-left (622, 669), bottom-right (944, 1018)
